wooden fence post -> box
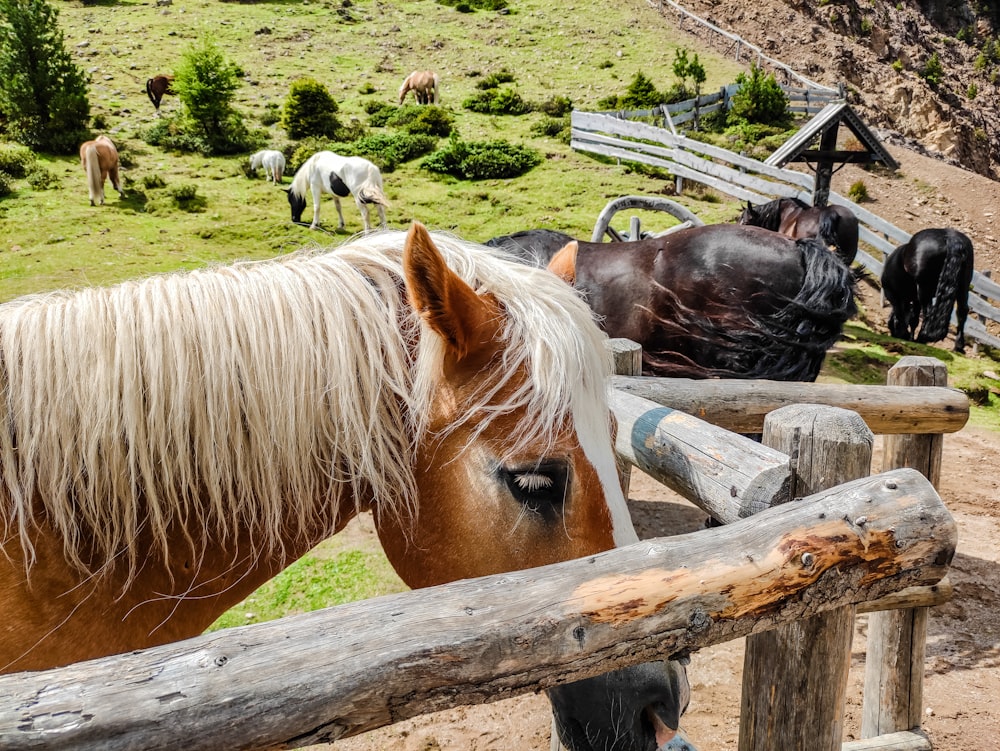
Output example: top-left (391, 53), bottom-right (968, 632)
top-left (608, 338), bottom-right (642, 498)
top-left (862, 357), bottom-right (945, 738)
top-left (739, 404), bottom-right (873, 751)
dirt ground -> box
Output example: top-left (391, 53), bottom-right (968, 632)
top-left (320, 146), bottom-right (1000, 751)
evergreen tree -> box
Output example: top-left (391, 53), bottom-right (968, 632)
top-left (0, 0), bottom-right (90, 153)
top-left (173, 36), bottom-right (246, 153)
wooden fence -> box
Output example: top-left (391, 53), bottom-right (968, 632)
top-left (570, 108), bottom-right (1000, 349)
top-left (0, 348), bottom-right (964, 751)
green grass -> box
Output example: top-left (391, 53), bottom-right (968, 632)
top-left (209, 549), bottom-right (406, 631)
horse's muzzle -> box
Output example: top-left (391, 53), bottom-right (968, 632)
top-left (548, 658), bottom-right (694, 751)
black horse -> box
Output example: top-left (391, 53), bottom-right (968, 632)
top-left (487, 225), bottom-right (857, 381)
top-left (737, 197), bottom-right (860, 267)
top-left (881, 228), bottom-right (974, 352)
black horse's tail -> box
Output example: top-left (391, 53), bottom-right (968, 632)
top-left (918, 233), bottom-right (969, 343)
top-left (763, 238), bottom-right (857, 381)
top-left (146, 78), bottom-right (157, 108)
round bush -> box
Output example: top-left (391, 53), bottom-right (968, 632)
top-left (283, 78), bottom-right (341, 140)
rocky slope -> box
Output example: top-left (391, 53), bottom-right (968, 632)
top-left (666, 0), bottom-right (1000, 179)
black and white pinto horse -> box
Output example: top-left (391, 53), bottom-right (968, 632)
top-left (881, 227), bottom-right (974, 352)
top-left (287, 151), bottom-right (389, 232)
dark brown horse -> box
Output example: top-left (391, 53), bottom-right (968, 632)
top-left (881, 227), bottom-right (974, 352)
top-left (145, 74), bottom-right (174, 112)
top-left (487, 225), bottom-right (857, 381)
top-left (737, 197), bottom-right (860, 267)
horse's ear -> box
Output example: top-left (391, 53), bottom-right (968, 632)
top-left (403, 222), bottom-right (500, 363)
top-left (547, 241), bottom-right (578, 284)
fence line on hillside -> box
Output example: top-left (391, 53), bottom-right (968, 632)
top-left (647, 0), bottom-right (839, 93)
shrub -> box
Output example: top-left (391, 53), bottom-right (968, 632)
top-left (422, 135), bottom-right (542, 179)
top-left (436, 0), bottom-right (507, 11)
top-left (338, 132), bottom-right (438, 171)
top-left (531, 116), bottom-right (570, 140)
top-left (919, 52), bottom-right (944, 87)
top-left (366, 101), bottom-right (397, 127)
top-left (142, 174), bottom-right (167, 189)
top-left (0, 171), bottom-right (12, 197)
top-left (0, 143), bottom-right (36, 177)
top-left (169, 183), bottom-right (205, 211)
top-left (282, 78), bottom-right (341, 140)
top-left (260, 102), bottom-right (281, 126)
top-left (0, 0), bottom-right (90, 153)
top-left (728, 65), bottom-right (790, 127)
top-left (847, 180), bottom-right (870, 202)
top-left (967, 82), bottom-right (979, 99)
top-left (385, 105), bottom-right (453, 137)
top-left (892, 59), bottom-right (904, 72)
top-left (475, 69), bottom-right (516, 90)
top-left (597, 71), bottom-right (665, 110)
top-left (462, 88), bottom-right (532, 115)
top-left (25, 166), bottom-right (57, 189)
top-left (536, 95), bottom-right (572, 118)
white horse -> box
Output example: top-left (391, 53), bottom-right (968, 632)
top-left (287, 151), bottom-right (389, 232)
top-left (249, 149), bottom-right (286, 183)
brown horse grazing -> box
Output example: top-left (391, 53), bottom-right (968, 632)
top-left (0, 224), bottom-right (690, 751)
top-left (399, 69), bottom-right (440, 104)
top-left (79, 134), bottom-right (124, 206)
top-left (737, 197), bottom-right (860, 267)
top-left (488, 224), bottom-right (857, 381)
top-left (882, 227), bottom-right (974, 352)
top-left (146, 73), bottom-right (174, 112)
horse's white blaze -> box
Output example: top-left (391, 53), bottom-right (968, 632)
top-left (572, 396), bottom-right (636, 547)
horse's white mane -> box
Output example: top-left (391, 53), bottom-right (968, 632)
top-left (0, 230), bottom-right (612, 581)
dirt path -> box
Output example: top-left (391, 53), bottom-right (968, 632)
top-left (323, 425), bottom-right (998, 751)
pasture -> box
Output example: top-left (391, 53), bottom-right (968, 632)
top-left (0, 0), bottom-right (743, 299)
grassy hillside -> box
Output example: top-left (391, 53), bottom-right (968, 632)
top-left (0, 0), bottom-right (744, 299)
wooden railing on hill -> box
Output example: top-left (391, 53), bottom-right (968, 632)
top-left (570, 109), bottom-right (1000, 349)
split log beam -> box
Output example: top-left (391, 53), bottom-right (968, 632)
top-left (611, 375), bottom-right (969, 435)
top-left (609, 389), bottom-right (792, 523)
top-left (0, 470), bottom-right (955, 751)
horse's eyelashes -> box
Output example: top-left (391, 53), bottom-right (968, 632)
top-left (498, 460), bottom-right (569, 519)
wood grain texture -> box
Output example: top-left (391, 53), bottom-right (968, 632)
top-left (610, 375), bottom-right (969, 435)
top-left (0, 469), bottom-right (954, 751)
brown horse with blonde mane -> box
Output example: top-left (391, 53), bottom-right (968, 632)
top-left (0, 224), bottom-right (690, 751)
top-left (79, 134), bottom-right (124, 206)
top-left (399, 69), bottom-right (440, 104)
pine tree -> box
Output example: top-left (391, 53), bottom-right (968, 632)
top-left (0, 0), bottom-right (90, 153)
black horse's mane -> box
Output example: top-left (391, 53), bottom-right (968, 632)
top-left (747, 197), bottom-right (809, 231)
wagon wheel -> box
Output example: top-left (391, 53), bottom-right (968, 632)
top-left (591, 195), bottom-right (705, 243)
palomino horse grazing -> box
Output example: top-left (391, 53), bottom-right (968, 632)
top-left (737, 197), bottom-right (860, 267)
top-left (488, 225), bottom-right (857, 382)
top-left (288, 150), bottom-right (389, 232)
top-left (79, 135), bottom-right (124, 206)
top-left (249, 148), bottom-right (286, 183)
top-left (146, 74), bottom-right (174, 113)
top-left (882, 227), bottom-right (974, 352)
top-left (399, 70), bottom-right (440, 104)
top-left (0, 224), bottom-right (690, 751)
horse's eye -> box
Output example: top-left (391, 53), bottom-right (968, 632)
top-left (498, 459), bottom-right (569, 519)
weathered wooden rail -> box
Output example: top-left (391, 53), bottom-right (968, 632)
top-left (0, 348), bottom-right (964, 751)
